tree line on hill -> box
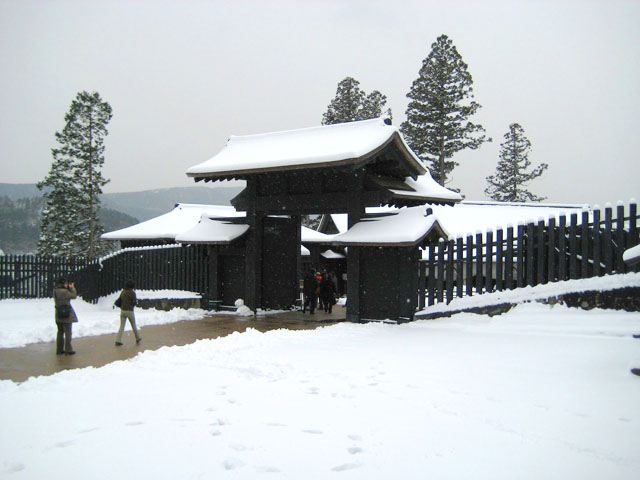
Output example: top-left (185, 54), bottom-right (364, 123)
top-left (322, 34), bottom-right (548, 202)
top-left (0, 195), bottom-right (138, 255)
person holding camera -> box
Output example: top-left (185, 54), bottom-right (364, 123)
top-left (114, 279), bottom-right (141, 346)
top-left (53, 277), bottom-right (78, 355)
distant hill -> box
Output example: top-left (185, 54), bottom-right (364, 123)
top-left (0, 183), bottom-right (244, 222)
top-left (101, 185), bottom-right (244, 221)
top-left (0, 183), bottom-right (245, 254)
top-left (0, 196), bottom-right (139, 255)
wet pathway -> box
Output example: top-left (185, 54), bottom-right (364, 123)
top-left (0, 307), bottom-right (344, 383)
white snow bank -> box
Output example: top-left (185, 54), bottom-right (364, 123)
top-left (623, 244), bottom-right (640, 265)
top-left (0, 303), bottom-right (639, 479)
top-left (418, 272), bottom-right (640, 315)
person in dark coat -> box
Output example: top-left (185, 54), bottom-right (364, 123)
top-left (115, 279), bottom-right (141, 346)
top-left (302, 269), bottom-right (318, 314)
top-left (319, 272), bottom-right (336, 313)
top-left (53, 277), bottom-right (78, 355)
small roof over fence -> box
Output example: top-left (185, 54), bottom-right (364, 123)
top-left (101, 204), bottom-right (242, 241)
top-left (331, 206), bottom-right (448, 247)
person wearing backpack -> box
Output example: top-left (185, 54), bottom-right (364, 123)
top-left (114, 280), bottom-right (141, 346)
top-left (53, 277), bottom-right (78, 355)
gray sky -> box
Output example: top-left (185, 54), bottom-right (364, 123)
top-left (1, 0), bottom-right (638, 206)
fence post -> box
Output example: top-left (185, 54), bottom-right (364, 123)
top-left (547, 217), bottom-right (556, 283)
top-left (516, 224), bottom-right (525, 288)
top-left (436, 240), bottom-right (445, 304)
top-left (581, 209), bottom-right (590, 279)
top-left (603, 205), bottom-right (613, 274)
top-left (486, 230), bottom-right (493, 293)
top-left (465, 234), bottom-right (474, 297)
top-left (569, 213), bottom-right (579, 279)
top-left (615, 202), bottom-right (626, 272)
top-left (526, 222), bottom-right (535, 287)
top-left (418, 260), bottom-right (425, 311)
top-left (537, 219), bottom-right (545, 286)
top-left (428, 243), bottom-right (436, 306)
top-left (456, 236), bottom-right (464, 298)
top-left (592, 208), bottom-right (601, 277)
top-left (495, 228), bottom-right (504, 291)
top-left (505, 226), bottom-right (514, 290)
top-left (475, 231), bottom-right (484, 294)
top-left (630, 201), bottom-right (638, 244)
top-left (446, 238), bottom-right (454, 304)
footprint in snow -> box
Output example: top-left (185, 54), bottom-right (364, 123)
top-left (125, 421), bottom-right (144, 427)
top-left (347, 434), bottom-right (362, 441)
top-left (222, 458), bottom-right (244, 471)
top-left (302, 429), bottom-right (323, 435)
top-left (257, 466), bottom-right (281, 473)
top-left (77, 427), bottom-right (100, 434)
top-left (54, 440), bottom-right (75, 448)
top-left (331, 463), bottom-right (361, 472)
top-left (1, 462), bottom-right (25, 474)
top-left (348, 447), bottom-right (363, 455)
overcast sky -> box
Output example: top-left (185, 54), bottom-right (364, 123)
top-left (1, 0), bottom-right (638, 206)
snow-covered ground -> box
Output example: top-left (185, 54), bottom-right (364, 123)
top-left (1, 295), bottom-right (639, 478)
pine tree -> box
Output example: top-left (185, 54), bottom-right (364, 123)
top-left (485, 123), bottom-right (548, 202)
top-left (38, 91), bottom-right (113, 258)
top-left (322, 77), bottom-right (391, 125)
top-left (401, 34), bottom-right (489, 186)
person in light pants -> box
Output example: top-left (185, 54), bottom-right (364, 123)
top-left (115, 280), bottom-right (141, 346)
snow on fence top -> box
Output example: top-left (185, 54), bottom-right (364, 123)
top-left (185, 117), bottom-right (428, 179)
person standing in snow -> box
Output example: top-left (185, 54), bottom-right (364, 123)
top-left (319, 272), bottom-right (336, 313)
top-left (302, 269), bottom-right (318, 314)
top-left (53, 277), bottom-right (78, 355)
top-left (114, 280), bottom-right (141, 346)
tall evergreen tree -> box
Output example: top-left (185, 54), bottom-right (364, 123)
top-left (401, 34), bottom-right (489, 186)
top-left (38, 91), bottom-right (113, 258)
top-left (485, 123), bottom-right (548, 202)
top-left (322, 77), bottom-right (391, 125)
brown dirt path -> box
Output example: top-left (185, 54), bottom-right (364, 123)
top-left (0, 307), bottom-right (344, 383)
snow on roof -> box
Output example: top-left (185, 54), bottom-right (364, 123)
top-left (103, 203), bottom-right (337, 245)
top-left (326, 202), bottom-right (588, 240)
top-left (623, 244), bottom-right (640, 266)
top-left (331, 206), bottom-right (448, 246)
top-left (321, 249), bottom-right (346, 259)
top-left (101, 204), bottom-right (243, 241)
top-left (301, 225), bottom-right (335, 243)
top-left (175, 215), bottom-right (249, 244)
top-left (429, 201), bottom-right (588, 239)
top-left (391, 173), bottom-right (462, 203)
top-left (186, 117), bottom-right (427, 178)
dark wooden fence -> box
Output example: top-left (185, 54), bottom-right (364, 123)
top-left (0, 245), bottom-right (209, 303)
top-left (0, 255), bottom-right (97, 300)
top-left (418, 202), bottom-right (640, 309)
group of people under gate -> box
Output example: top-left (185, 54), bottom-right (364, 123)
top-left (302, 269), bottom-right (338, 314)
top-left (53, 277), bottom-right (141, 356)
